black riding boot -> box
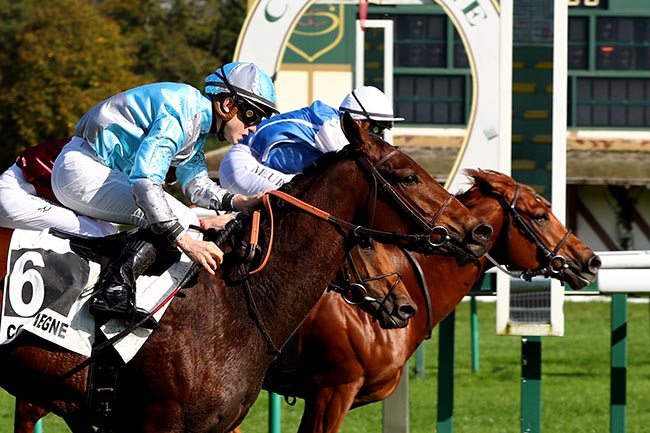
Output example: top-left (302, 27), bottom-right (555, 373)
top-left (89, 233), bottom-right (160, 329)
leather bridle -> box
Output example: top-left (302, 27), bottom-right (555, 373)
top-left (239, 147), bottom-right (458, 354)
top-left (327, 247), bottom-right (403, 318)
top-left (485, 184), bottom-right (572, 282)
top-left (355, 149), bottom-right (453, 250)
top-left (250, 148), bottom-right (457, 276)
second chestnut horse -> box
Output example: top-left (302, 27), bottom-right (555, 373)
top-left (261, 169), bottom-right (601, 433)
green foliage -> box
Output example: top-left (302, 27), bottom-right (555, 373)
top-left (0, 0), bottom-right (246, 169)
top-left (0, 0), bottom-right (143, 167)
top-left (96, 0), bottom-right (246, 87)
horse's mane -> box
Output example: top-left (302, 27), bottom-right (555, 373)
top-left (458, 168), bottom-right (547, 210)
top-left (279, 145), bottom-right (354, 196)
top-left (457, 168), bottom-right (518, 206)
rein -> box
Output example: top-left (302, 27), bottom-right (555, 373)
top-left (247, 189), bottom-right (452, 276)
top-left (484, 183), bottom-right (572, 282)
top-left (400, 248), bottom-right (434, 339)
top-left (247, 149), bottom-right (456, 276)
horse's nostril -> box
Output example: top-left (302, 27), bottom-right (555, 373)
top-left (588, 255), bottom-right (602, 274)
top-left (472, 223), bottom-right (493, 242)
top-left (398, 305), bottom-right (417, 319)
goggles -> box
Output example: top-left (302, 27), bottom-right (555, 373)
top-left (236, 99), bottom-right (266, 127)
top-left (368, 120), bottom-right (393, 136)
top-left (349, 89), bottom-right (394, 136)
top-left (212, 66), bottom-right (270, 127)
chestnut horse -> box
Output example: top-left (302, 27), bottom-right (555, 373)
top-left (0, 113), bottom-right (492, 433)
top-left (8, 238), bottom-right (417, 433)
top-left (258, 169), bottom-right (601, 433)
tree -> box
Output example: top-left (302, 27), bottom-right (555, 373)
top-left (97, 0), bottom-right (247, 87)
top-left (0, 0), bottom-right (248, 168)
top-left (0, 0), bottom-right (143, 168)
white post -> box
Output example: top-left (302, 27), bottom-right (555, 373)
top-left (496, 0), bottom-right (513, 335)
top-left (549, 0), bottom-right (569, 337)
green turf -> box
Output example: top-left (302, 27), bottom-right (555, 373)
top-left (3, 299), bottom-right (650, 432)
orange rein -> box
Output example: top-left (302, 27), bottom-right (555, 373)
top-left (248, 190), bottom-right (332, 275)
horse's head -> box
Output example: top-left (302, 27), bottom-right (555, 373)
top-left (329, 241), bottom-right (416, 329)
top-left (462, 169), bottom-right (601, 289)
top-left (340, 112), bottom-right (492, 264)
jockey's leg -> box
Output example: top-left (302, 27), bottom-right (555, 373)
top-left (89, 228), bottom-right (163, 329)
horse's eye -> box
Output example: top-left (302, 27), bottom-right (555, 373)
top-left (402, 174), bottom-right (419, 185)
top-left (534, 213), bottom-right (549, 223)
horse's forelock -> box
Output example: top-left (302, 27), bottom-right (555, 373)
top-left (463, 169), bottom-right (518, 204)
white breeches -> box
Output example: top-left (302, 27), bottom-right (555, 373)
top-left (51, 137), bottom-right (199, 231)
top-left (219, 144), bottom-right (294, 195)
top-left (0, 164), bottom-right (116, 237)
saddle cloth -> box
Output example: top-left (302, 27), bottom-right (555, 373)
top-left (0, 229), bottom-right (192, 363)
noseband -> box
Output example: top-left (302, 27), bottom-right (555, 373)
top-left (356, 149), bottom-right (453, 250)
top-left (328, 249), bottom-right (403, 312)
top-left (485, 184), bottom-right (572, 282)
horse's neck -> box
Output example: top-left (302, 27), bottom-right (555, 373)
top-left (251, 165), bottom-right (362, 349)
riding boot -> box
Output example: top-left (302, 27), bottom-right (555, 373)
top-left (89, 232), bottom-right (161, 329)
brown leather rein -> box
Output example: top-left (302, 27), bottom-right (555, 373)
top-left (246, 150), bottom-right (455, 275)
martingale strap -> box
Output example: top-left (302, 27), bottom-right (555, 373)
top-left (248, 197), bottom-right (273, 275)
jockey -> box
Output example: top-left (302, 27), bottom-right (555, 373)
top-left (0, 138), bottom-right (116, 236)
top-left (219, 85), bottom-right (404, 195)
top-left (51, 61), bottom-right (278, 328)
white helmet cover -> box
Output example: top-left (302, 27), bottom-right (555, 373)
top-left (339, 86), bottom-right (404, 122)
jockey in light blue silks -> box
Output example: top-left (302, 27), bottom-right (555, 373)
top-left (219, 86), bottom-right (404, 195)
top-left (51, 62), bottom-right (278, 328)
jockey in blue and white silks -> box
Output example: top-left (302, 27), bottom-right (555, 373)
top-left (220, 100), bottom-right (348, 193)
top-left (72, 82), bottom-right (216, 198)
top-left (50, 62), bottom-right (278, 327)
top-left (220, 86), bottom-right (404, 195)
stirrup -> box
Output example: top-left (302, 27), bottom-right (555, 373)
top-left (89, 297), bottom-right (159, 330)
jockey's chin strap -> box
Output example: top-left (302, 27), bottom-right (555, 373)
top-left (483, 184), bottom-right (572, 282)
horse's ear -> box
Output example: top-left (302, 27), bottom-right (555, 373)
top-left (341, 111), bottom-right (366, 151)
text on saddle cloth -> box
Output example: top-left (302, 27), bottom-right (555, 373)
top-left (0, 229), bottom-right (192, 363)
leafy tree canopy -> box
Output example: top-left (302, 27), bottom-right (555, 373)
top-left (0, 0), bottom-right (246, 169)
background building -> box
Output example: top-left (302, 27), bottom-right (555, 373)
top-left (229, 0), bottom-right (650, 252)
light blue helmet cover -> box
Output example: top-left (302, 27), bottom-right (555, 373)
top-left (205, 62), bottom-right (278, 117)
